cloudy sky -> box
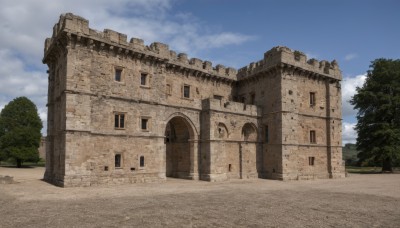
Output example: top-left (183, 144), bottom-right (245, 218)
top-left (0, 0), bottom-right (399, 144)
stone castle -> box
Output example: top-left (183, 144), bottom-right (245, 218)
top-left (43, 13), bottom-right (345, 187)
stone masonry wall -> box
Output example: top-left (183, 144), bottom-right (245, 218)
top-left (43, 13), bottom-right (344, 186)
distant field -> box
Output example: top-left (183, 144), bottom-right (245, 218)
top-left (346, 166), bottom-right (400, 174)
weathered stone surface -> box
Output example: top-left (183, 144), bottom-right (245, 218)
top-left (43, 13), bottom-right (345, 187)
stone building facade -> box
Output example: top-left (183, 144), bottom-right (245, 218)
top-left (43, 13), bottom-right (345, 187)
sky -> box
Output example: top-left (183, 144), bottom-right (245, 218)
top-left (0, 0), bottom-right (399, 144)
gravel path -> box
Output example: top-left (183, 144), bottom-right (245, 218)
top-left (1, 167), bottom-right (399, 227)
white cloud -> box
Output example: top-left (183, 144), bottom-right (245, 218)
top-left (342, 122), bottom-right (357, 144)
top-left (341, 74), bottom-right (367, 117)
top-left (0, 0), bottom-right (255, 136)
top-left (344, 53), bottom-right (358, 61)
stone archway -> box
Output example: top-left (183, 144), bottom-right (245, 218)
top-left (240, 123), bottom-right (258, 179)
top-left (165, 116), bottom-right (198, 179)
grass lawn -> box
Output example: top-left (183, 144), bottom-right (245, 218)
top-left (0, 160), bottom-right (45, 168)
top-left (346, 166), bottom-right (400, 174)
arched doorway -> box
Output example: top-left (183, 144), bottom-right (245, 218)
top-left (165, 116), bottom-right (197, 179)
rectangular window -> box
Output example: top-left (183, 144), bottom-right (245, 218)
top-left (140, 156), bottom-right (145, 167)
top-left (183, 85), bottom-right (190, 98)
top-left (214, 95), bottom-right (223, 100)
top-left (250, 93), bottom-right (255, 105)
top-left (310, 130), bottom-right (316, 144)
top-left (141, 73), bottom-right (148, 86)
top-left (114, 113), bottom-right (125, 129)
top-left (166, 84), bottom-right (172, 95)
top-left (241, 96), bottom-right (246, 103)
top-left (309, 157), bottom-right (315, 166)
top-left (141, 118), bottom-right (148, 130)
top-left (265, 125), bottom-right (269, 143)
top-left (115, 154), bottom-right (121, 168)
top-left (310, 92), bottom-right (316, 106)
top-left (115, 69), bottom-right (122, 82)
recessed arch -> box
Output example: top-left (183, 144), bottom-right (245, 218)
top-left (215, 122), bottom-right (229, 139)
top-left (165, 114), bottom-right (197, 179)
top-left (241, 123), bottom-right (258, 141)
top-left (165, 112), bottom-right (198, 139)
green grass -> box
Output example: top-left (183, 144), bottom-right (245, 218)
top-left (0, 160), bottom-right (45, 168)
top-left (346, 166), bottom-right (382, 174)
top-left (346, 166), bottom-right (400, 174)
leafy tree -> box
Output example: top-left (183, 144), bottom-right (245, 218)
top-left (0, 97), bottom-right (42, 167)
top-left (351, 59), bottom-right (400, 172)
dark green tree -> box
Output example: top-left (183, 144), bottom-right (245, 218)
top-left (351, 59), bottom-right (400, 172)
top-left (0, 97), bottom-right (42, 167)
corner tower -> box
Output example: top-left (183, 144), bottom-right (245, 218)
top-left (236, 47), bottom-right (344, 180)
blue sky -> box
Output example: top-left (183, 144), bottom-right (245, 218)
top-left (0, 0), bottom-right (399, 144)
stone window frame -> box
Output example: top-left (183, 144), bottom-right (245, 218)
top-left (113, 66), bottom-right (124, 83)
top-left (140, 71), bottom-right (150, 88)
top-left (310, 130), bottom-right (316, 144)
top-left (115, 153), bottom-right (123, 169)
top-left (114, 112), bottom-right (126, 130)
top-left (309, 92), bottom-right (316, 107)
top-left (140, 116), bottom-right (151, 131)
top-left (182, 84), bottom-right (191, 99)
top-left (213, 94), bottom-right (223, 100)
top-left (166, 83), bottom-right (172, 96)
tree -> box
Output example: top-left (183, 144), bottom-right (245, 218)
top-left (351, 59), bottom-right (400, 172)
top-left (0, 97), bottom-right (42, 167)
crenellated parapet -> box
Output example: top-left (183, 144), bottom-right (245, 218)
top-left (237, 46), bottom-right (342, 81)
top-left (43, 13), bottom-right (237, 82)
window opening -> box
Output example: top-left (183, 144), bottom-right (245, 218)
top-left (115, 69), bottom-right (122, 82)
top-left (250, 93), bottom-right (255, 105)
top-left (140, 156), bottom-right (145, 167)
top-left (141, 73), bottom-right (148, 86)
top-left (183, 85), bottom-right (190, 98)
top-left (115, 154), bottom-right (121, 168)
top-left (114, 113), bottom-right (125, 129)
top-left (309, 157), bottom-right (315, 166)
top-left (310, 92), bottom-right (316, 106)
top-left (310, 130), bottom-right (316, 144)
top-left (166, 84), bottom-right (171, 95)
top-left (141, 118), bottom-right (148, 130)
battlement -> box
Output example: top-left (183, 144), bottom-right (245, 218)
top-left (44, 13), bottom-right (341, 82)
top-left (238, 46), bottom-right (342, 80)
top-left (44, 13), bottom-right (237, 80)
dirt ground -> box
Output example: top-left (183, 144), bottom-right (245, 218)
top-left (0, 167), bottom-right (399, 228)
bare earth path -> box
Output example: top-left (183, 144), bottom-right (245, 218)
top-left (1, 167), bottom-right (399, 227)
